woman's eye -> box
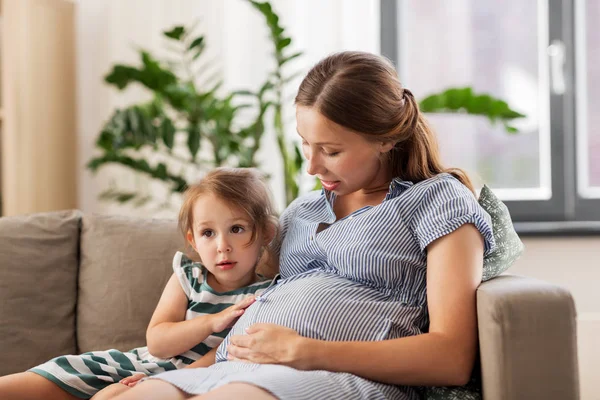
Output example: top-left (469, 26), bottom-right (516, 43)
top-left (231, 225), bottom-right (245, 234)
top-left (201, 230), bottom-right (214, 238)
top-left (324, 151), bottom-right (340, 157)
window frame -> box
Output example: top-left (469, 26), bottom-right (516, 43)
top-left (380, 0), bottom-right (600, 233)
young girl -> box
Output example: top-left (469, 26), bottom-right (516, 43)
top-left (22, 167), bottom-right (279, 400)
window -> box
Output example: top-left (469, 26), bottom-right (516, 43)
top-left (381, 0), bottom-right (600, 230)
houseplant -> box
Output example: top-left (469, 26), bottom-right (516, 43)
top-left (87, 0), bottom-right (524, 209)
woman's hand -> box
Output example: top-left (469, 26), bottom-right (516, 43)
top-left (210, 296), bottom-right (256, 333)
top-left (227, 323), bottom-right (310, 369)
top-left (119, 373), bottom-right (146, 387)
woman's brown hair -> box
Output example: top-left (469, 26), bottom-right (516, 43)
top-left (178, 167), bottom-right (279, 276)
top-left (294, 51), bottom-right (475, 193)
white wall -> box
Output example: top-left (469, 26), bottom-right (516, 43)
top-left (76, 0), bottom-right (380, 216)
top-left (511, 238), bottom-right (600, 400)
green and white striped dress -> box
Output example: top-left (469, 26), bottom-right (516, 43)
top-left (29, 251), bottom-right (273, 399)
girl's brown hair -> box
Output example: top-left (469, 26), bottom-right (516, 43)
top-left (294, 51), bottom-right (474, 193)
top-left (178, 168), bottom-right (279, 276)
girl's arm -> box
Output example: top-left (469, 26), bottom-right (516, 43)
top-left (229, 223), bottom-right (484, 387)
top-left (184, 347), bottom-right (217, 369)
top-left (146, 273), bottom-right (255, 359)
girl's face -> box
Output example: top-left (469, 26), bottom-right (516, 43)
top-left (296, 106), bottom-right (394, 196)
top-left (187, 194), bottom-right (265, 292)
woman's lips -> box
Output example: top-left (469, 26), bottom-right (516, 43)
top-left (320, 180), bottom-right (340, 191)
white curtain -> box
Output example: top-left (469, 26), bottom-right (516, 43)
top-left (76, 0), bottom-right (380, 215)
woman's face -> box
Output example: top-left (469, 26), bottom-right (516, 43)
top-left (296, 106), bottom-right (394, 196)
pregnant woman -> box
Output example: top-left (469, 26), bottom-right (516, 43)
top-left (113, 50), bottom-right (496, 400)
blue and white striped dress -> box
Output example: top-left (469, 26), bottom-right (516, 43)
top-left (150, 173), bottom-right (496, 400)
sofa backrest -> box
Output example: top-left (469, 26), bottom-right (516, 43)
top-left (0, 210), bottom-right (81, 376)
top-left (77, 213), bottom-right (181, 353)
top-left (0, 210), bottom-right (183, 376)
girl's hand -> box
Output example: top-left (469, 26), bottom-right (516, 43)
top-left (119, 373), bottom-right (146, 387)
top-left (227, 323), bottom-right (309, 370)
top-left (210, 296), bottom-right (256, 333)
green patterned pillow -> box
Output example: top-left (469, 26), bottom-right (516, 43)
top-left (425, 186), bottom-right (523, 400)
top-left (425, 373), bottom-right (481, 400)
top-left (479, 185), bottom-right (524, 281)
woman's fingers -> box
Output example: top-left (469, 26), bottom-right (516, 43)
top-left (229, 333), bottom-right (252, 347)
top-left (244, 323), bottom-right (273, 334)
top-left (227, 344), bottom-right (255, 361)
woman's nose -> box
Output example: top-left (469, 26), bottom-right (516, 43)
top-left (306, 154), bottom-right (322, 176)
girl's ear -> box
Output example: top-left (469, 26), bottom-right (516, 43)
top-left (186, 230), bottom-right (197, 251)
top-left (263, 221), bottom-right (277, 245)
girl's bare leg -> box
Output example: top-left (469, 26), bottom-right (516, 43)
top-left (91, 383), bottom-right (131, 399)
top-left (0, 372), bottom-right (80, 400)
top-left (111, 379), bottom-right (190, 400)
top-left (190, 383), bottom-right (276, 400)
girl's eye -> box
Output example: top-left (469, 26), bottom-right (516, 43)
top-left (201, 230), bottom-right (214, 238)
top-left (324, 150), bottom-right (340, 157)
top-left (231, 225), bottom-right (245, 234)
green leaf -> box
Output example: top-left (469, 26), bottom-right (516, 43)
top-left (187, 126), bottom-right (201, 160)
top-left (164, 26), bottom-right (185, 40)
top-left (96, 130), bottom-right (116, 152)
top-left (161, 118), bottom-right (176, 149)
top-left (104, 65), bottom-right (141, 90)
top-left (280, 51), bottom-right (302, 66)
top-left (276, 37), bottom-right (292, 52)
top-left (293, 143), bottom-right (303, 171)
top-left (418, 86), bottom-right (526, 134)
top-left (188, 36), bottom-right (205, 52)
top-left (155, 163), bottom-right (168, 179)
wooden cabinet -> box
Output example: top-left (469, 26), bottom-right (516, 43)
top-left (0, 0), bottom-right (77, 216)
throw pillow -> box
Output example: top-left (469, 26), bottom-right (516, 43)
top-left (479, 184), bottom-right (525, 281)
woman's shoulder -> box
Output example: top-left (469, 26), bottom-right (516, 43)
top-left (389, 173), bottom-right (474, 211)
top-left (401, 173), bottom-right (495, 253)
top-left (410, 172), bottom-right (472, 197)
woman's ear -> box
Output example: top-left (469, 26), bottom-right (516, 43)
top-left (379, 141), bottom-right (395, 153)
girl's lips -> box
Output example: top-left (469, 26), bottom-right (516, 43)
top-left (217, 262), bottom-right (236, 270)
top-left (320, 180), bottom-right (340, 191)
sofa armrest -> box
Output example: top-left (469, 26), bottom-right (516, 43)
top-left (476, 275), bottom-right (579, 400)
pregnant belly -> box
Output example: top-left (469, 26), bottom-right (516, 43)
top-left (228, 271), bottom-right (423, 343)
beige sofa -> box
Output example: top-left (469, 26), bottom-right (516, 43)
top-left (0, 210), bottom-right (580, 399)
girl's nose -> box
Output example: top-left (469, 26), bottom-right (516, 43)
top-left (217, 238), bottom-right (232, 253)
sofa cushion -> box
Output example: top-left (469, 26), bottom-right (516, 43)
top-left (0, 210), bottom-right (81, 376)
top-left (77, 214), bottom-right (182, 353)
top-left (480, 185), bottom-right (524, 281)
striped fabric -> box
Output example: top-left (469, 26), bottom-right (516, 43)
top-left (151, 174), bottom-right (496, 400)
top-left (29, 252), bottom-right (272, 399)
